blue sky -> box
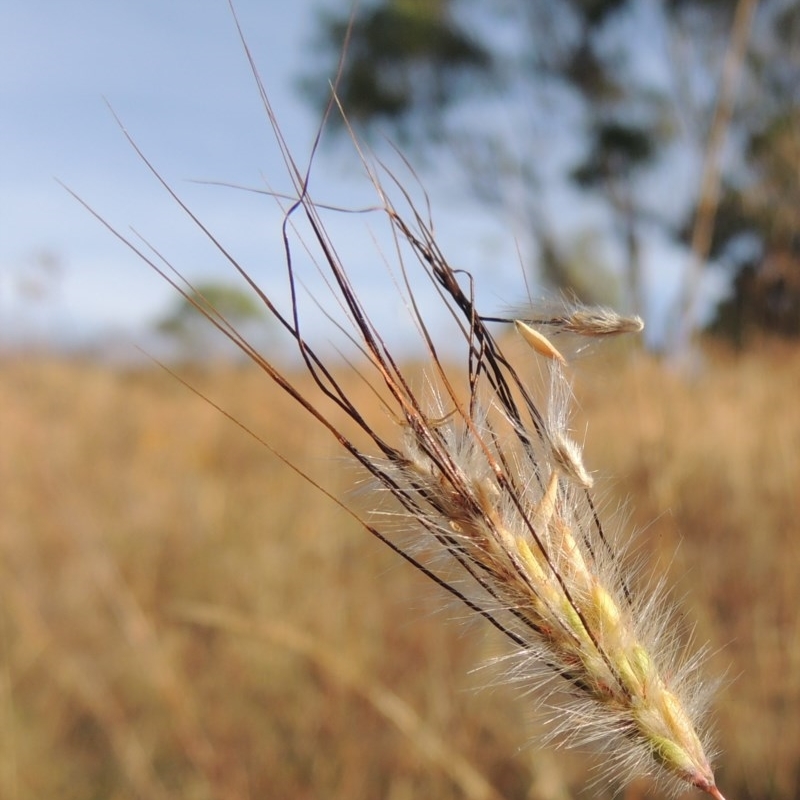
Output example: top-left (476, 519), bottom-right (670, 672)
top-left (2, 2), bottom-right (327, 350)
top-left (2, 1), bottom-right (531, 356)
top-left (1, 1), bottom-right (727, 356)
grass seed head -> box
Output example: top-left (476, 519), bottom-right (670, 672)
top-left (88, 53), bottom-right (727, 798)
top-left (562, 306), bottom-right (645, 337)
top-left (512, 299), bottom-right (645, 338)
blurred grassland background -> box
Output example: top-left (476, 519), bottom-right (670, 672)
top-left (1, 339), bottom-right (799, 800)
top-left (5, 1), bottom-right (800, 798)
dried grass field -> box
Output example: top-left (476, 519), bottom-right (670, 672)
top-left (1, 341), bottom-right (799, 800)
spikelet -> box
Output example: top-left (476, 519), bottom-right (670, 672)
top-left (71, 21), bottom-right (727, 797)
top-left (514, 320), bottom-right (567, 365)
top-left (514, 301), bottom-right (645, 338)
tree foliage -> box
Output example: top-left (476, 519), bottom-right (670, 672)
top-left (683, 4), bottom-right (800, 344)
top-left (156, 282), bottom-right (266, 360)
top-left (304, 0), bottom-right (800, 348)
top-left (307, 0), bottom-right (491, 132)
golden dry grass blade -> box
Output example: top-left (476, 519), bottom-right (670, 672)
top-left (172, 602), bottom-right (506, 800)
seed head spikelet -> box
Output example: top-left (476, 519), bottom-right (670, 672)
top-left (498, 300), bottom-right (645, 339)
top-left (514, 319), bottom-right (568, 364)
top-left (69, 9), bottom-right (728, 797)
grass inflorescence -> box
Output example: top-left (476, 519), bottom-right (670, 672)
top-left (64, 11), bottom-right (730, 798)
